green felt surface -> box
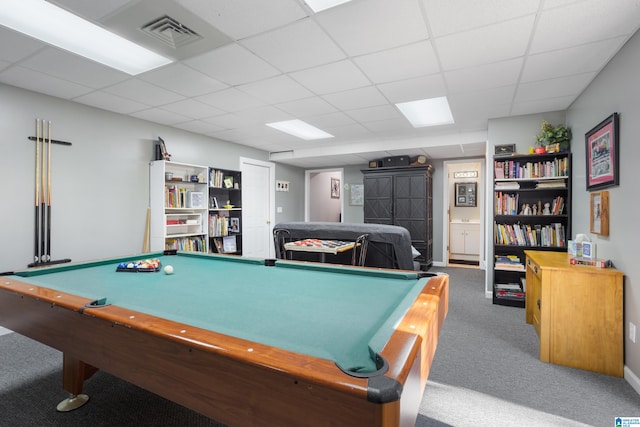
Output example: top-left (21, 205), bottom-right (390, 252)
top-left (12, 252), bottom-right (428, 373)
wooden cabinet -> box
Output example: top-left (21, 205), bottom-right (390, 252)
top-left (449, 222), bottom-right (480, 259)
top-left (149, 160), bottom-right (208, 252)
top-left (362, 165), bottom-right (433, 268)
top-left (492, 152), bottom-right (571, 307)
top-left (209, 168), bottom-right (242, 255)
top-left (524, 250), bottom-right (623, 377)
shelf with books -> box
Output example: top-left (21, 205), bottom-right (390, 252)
top-left (150, 160), bottom-right (209, 253)
top-left (492, 152), bottom-right (571, 308)
top-left (209, 167), bottom-right (242, 255)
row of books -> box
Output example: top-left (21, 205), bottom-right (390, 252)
top-left (165, 236), bottom-right (207, 252)
top-left (494, 222), bottom-right (566, 247)
top-left (494, 157), bottom-right (569, 180)
top-left (209, 169), bottom-right (236, 189)
top-left (165, 186), bottom-right (190, 208)
top-left (209, 214), bottom-right (230, 237)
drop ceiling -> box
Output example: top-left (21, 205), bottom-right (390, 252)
top-left (1, 0), bottom-right (639, 168)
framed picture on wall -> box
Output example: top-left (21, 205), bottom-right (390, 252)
top-left (455, 182), bottom-right (477, 207)
top-left (586, 112), bottom-right (619, 191)
top-left (331, 178), bottom-right (340, 198)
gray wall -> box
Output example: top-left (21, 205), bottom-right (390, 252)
top-left (0, 83), bottom-right (269, 272)
top-left (566, 30), bottom-right (640, 381)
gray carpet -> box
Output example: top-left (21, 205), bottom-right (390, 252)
top-left (1, 266), bottom-right (638, 426)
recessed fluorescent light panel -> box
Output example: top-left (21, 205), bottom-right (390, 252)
top-left (266, 120), bottom-right (334, 140)
top-left (305, 0), bottom-right (352, 13)
top-left (0, 0), bottom-right (172, 75)
top-left (396, 97), bottom-right (455, 128)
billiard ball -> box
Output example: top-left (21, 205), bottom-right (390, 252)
top-left (164, 265), bottom-right (174, 275)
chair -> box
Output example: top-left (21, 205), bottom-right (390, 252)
top-left (351, 234), bottom-right (369, 266)
top-left (272, 228), bottom-right (291, 259)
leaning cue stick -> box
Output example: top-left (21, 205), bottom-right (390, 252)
top-left (46, 121), bottom-right (52, 262)
top-left (34, 119), bottom-right (41, 264)
top-left (40, 120), bottom-right (47, 263)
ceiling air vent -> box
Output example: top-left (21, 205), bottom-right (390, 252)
top-left (140, 15), bottom-right (202, 49)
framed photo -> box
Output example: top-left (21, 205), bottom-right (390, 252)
top-left (331, 178), bottom-right (340, 199)
top-left (158, 136), bottom-right (171, 160)
top-left (455, 182), bottom-right (477, 207)
top-left (229, 217), bottom-right (240, 233)
top-left (494, 144), bottom-right (516, 156)
top-left (590, 190), bottom-right (609, 236)
top-left (585, 113), bottom-right (619, 191)
top-left (350, 184), bottom-right (364, 205)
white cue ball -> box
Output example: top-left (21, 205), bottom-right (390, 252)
top-left (164, 265), bottom-right (174, 275)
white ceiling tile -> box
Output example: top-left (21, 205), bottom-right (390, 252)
top-left (322, 86), bottom-right (388, 111)
top-left (139, 63), bottom-right (228, 97)
top-left (173, 120), bottom-right (226, 134)
top-left (184, 44), bottom-right (280, 85)
top-left (316, 0), bottom-right (429, 56)
top-left (515, 73), bottom-right (595, 103)
top-left (521, 38), bottom-right (626, 82)
top-left (73, 91), bottom-right (148, 114)
top-left (276, 96), bottom-right (338, 117)
top-left (305, 112), bottom-right (356, 129)
top-left (103, 79), bottom-right (185, 106)
top-left (234, 106), bottom-right (292, 125)
top-left (377, 74), bottom-right (447, 103)
top-left (445, 58), bottom-right (523, 93)
top-left (354, 41), bottom-right (440, 84)
top-left (323, 123), bottom-right (374, 140)
top-left (436, 15), bottom-right (535, 70)
top-left (0, 66), bottom-right (92, 99)
top-left (18, 48), bottom-right (129, 89)
top-left (346, 105), bottom-right (402, 123)
top-left (0, 28), bottom-right (45, 62)
top-left (238, 75), bottom-right (313, 104)
top-left (0, 60), bottom-right (9, 71)
top-left (131, 107), bottom-right (191, 125)
top-left (363, 117), bottom-right (416, 134)
top-left (423, 0), bottom-right (539, 37)
top-left (175, 0), bottom-right (307, 40)
top-left (49, 0), bottom-right (133, 21)
top-left (290, 60), bottom-right (371, 94)
top-left (242, 19), bottom-right (345, 72)
top-left (531, 0), bottom-right (640, 53)
top-left (160, 99), bottom-right (226, 119)
top-left (195, 88), bottom-right (266, 112)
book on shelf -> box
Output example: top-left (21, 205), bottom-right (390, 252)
top-left (494, 222), bottom-right (565, 247)
top-left (569, 257), bottom-right (612, 268)
top-left (494, 181), bottom-right (520, 190)
top-left (536, 179), bottom-right (567, 189)
top-left (495, 255), bottom-right (524, 270)
top-left (495, 192), bottom-right (519, 215)
top-left (494, 156), bottom-right (568, 180)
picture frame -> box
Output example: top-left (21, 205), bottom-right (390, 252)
top-left (590, 190), bottom-right (609, 236)
top-left (494, 144), bottom-right (516, 156)
top-left (158, 136), bottom-right (171, 161)
top-left (585, 113), bottom-right (619, 191)
top-left (229, 217), bottom-right (240, 233)
top-left (350, 184), bottom-right (364, 205)
top-left (331, 177), bottom-right (340, 199)
top-left (455, 182), bottom-right (477, 207)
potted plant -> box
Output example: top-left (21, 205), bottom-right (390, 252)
top-left (534, 120), bottom-right (571, 153)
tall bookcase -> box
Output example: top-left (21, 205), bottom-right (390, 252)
top-left (492, 152), bottom-right (571, 307)
top-left (209, 167), bottom-right (242, 255)
top-left (149, 160), bottom-right (209, 252)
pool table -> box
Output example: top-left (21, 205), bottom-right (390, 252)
top-left (0, 251), bottom-right (448, 427)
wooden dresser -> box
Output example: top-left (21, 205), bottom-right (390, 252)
top-left (524, 250), bottom-right (624, 376)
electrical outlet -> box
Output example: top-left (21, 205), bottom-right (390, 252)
top-left (631, 322), bottom-right (637, 344)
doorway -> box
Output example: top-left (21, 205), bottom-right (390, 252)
top-left (442, 159), bottom-right (485, 268)
top-left (305, 168), bottom-right (344, 222)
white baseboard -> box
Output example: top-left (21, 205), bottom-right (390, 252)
top-left (625, 365), bottom-right (640, 397)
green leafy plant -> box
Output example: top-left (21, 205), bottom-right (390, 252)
top-left (535, 120), bottom-right (571, 150)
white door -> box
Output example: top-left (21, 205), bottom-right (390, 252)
top-left (240, 158), bottom-right (275, 258)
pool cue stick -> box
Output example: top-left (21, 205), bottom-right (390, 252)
top-left (40, 120), bottom-right (47, 263)
top-left (142, 207), bottom-right (151, 253)
top-left (34, 119), bottom-right (41, 264)
top-left (46, 121), bottom-right (52, 262)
